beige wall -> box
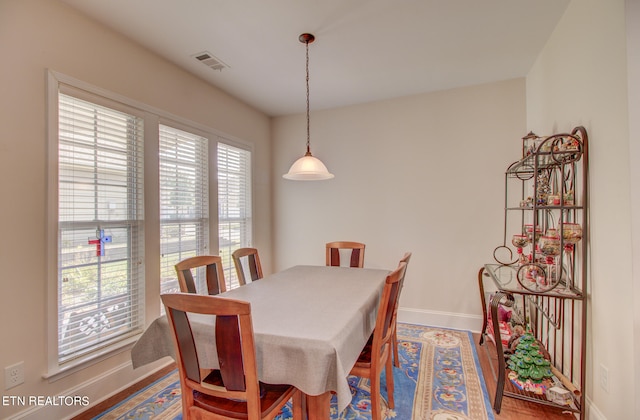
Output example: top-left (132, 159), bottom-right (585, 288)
top-left (273, 78), bottom-right (527, 329)
top-left (526, 0), bottom-right (633, 418)
top-left (628, 0), bottom-right (640, 416)
top-left (0, 1), bottom-right (271, 418)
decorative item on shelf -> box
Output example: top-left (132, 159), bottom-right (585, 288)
top-left (512, 234), bottom-right (528, 252)
top-left (506, 324), bottom-right (526, 352)
top-left (539, 235), bottom-right (561, 259)
top-left (560, 222), bottom-right (583, 294)
top-left (557, 135), bottom-right (580, 151)
top-left (539, 235), bottom-right (561, 287)
top-left (564, 190), bottom-right (575, 206)
top-left (547, 386), bottom-right (573, 406)
top-left (283, 33), bottom-right (334, 181)
top-left (562, 223), bottom-right (583, 245)
top-left (536, 170), bottom-right (551, 205)
top-left (520, 261), bottom-right (544, 284)
top-left (547, 194), bottom-right (561, 206)
top-left (523, 131), bottom-right (540, 157)
top-left (519, 197), bottom-right (534, 208)
top-left (517, 256), bottom-right (560, 293)
top-left (512, 234), bottom-right (529, 265)
top-left (538, 139), bottom-right (553, 165)
top-left (507, 333), bottom-right (553, 394)
top-left (525, 224), bottom-right (542, 244)
top-left (486, 297), bottom-right (514, 347)
top-left (550, 134), bottom-right (583, 164)
top-left (545, 228), bottom-right (560, 239)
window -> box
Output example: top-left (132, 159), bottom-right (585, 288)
top-left (217, 142), bottom-right (252, 289)
top-left (47, 72), bottom-right (255, 374)
top-left (159, 124), bottom-right (209, 294)
top-left (57, 91), bottom-right (144, 364)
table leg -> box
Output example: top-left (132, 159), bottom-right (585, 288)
top-left (305, 392), bottom-right (331, 420)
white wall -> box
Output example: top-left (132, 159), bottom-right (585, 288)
top-left (0, 1), bottom-right (271, 418)
top-left (625, 0), bottom-right (640, 417)
top-left (273, 78), bottom-right (526, 330)
top-left (526, 0), bottom-right (633, 418)
top-left (627, 0), bottom-right (640, 416)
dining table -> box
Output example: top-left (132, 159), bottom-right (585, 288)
top-left (131, 264), bottom-right (390, 419)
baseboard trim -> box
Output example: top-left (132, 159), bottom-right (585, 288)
top-left (398, 307), bottom-right (484, 332)
top-left (5, 359), bottom-right (173, 420)
top-left (586, 396), bottom-right (608, 420)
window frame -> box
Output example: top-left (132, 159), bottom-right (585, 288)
top-left (46, 73), bottom-right (149, 378)
top-left (158, 122), bottom-right (211, 296)
top-left (46, 71), bottom-right (255, 379)
top-left (216, 139), bottom-right (254, 289)
top-left (57, 92), bottom-right (146, 365)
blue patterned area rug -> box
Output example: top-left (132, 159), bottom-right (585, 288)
top-left (93, 324), bottom-right (494, 420)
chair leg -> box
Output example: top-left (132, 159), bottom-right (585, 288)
top-left (180, 381), bottom-right (195, 420)
top-left (392, 328), bottom-right (400, 368)
top-left (291, 389), bottom-right (304, 420)
top-left (371, 372), bottom-right (381, 420)
top-left (386, 354), bottom-right (395, 409)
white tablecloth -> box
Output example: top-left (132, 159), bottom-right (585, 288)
top-left (131, 265), bottom-right (389, 412)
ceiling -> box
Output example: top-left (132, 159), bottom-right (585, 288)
top-left (60, 0), bottom-right (570, 117)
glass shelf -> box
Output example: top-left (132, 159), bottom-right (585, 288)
top-left (484, 264), bottom-right (584, 300)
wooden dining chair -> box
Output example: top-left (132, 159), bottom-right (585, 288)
top-left (161, 293), bottom-right (303, 420)
top-left (232, 247), bottom-right (264, 286)
top-left (392, 252), bottom-right (412, 368)
top-left (175, 255), bottom-right (226, 295)
top-left (325, 241), bottom-right (365, 268)
top-left (349, 262), bottom-right (407, 420)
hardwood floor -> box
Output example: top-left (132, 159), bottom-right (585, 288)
top-left (72, 336), bottom-right (575, 419)
top-left (473, 333), bottom-right (577, 419)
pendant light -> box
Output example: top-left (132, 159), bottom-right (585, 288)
top-left (283, 33), bottom-right (334, 181)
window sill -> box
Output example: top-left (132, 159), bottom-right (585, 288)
top-left (43, 334), bottom-right (141, 383)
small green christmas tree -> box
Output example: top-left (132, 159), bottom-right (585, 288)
top-left (507, 333), bottom-right (552, 382)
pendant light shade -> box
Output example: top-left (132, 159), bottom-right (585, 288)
top-left (283, 33), bottom-right (334, 181)
top-left (283, 153), bottom-right (334, 180)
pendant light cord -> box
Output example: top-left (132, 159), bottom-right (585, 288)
top-left (305, 38), bottom-right (311, 156)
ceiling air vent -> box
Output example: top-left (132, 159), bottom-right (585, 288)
top-left (193, 51), bottom-right (228, 71)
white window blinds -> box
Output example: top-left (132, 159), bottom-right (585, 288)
top-left (217, 142), bottom-right (252, 289)
top-left (57, 92), bottom-right (145, 364)
top-left (159, 125), bottom-right (209, 294)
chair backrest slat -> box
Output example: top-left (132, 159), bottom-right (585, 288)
top-left (175, 256), bottom-right (226, 295)
top-left (329, 248), bottom-right (341, 267)
top-left (397, 252), bottom-right (411, 295)
top-left (391, 252), bottom-right (412, 326)
top-left (232, 248), bottom-right (263, 285)
top-left (382, 279), bottom-right (401, 338)
top-left (168, 307), bottom-right (201, 383)
top-left (206, 263), bottom-right (223, 295)
top-left (350, 248), bottom-right (362, 268)
top-left (374, 262), bottom-right (407, 346)
top-left (179, 269), bottom-right (197, 294)
top-left (325, 241), bottom-right (365, 268)
top-left (215, 315), bottom-right (246, 391)
top-left (248, 256), bottom-right (260, 281)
